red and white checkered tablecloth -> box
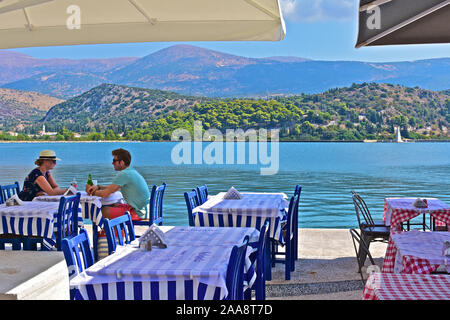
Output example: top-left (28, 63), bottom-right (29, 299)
top-left (401, 255), bottom-right (440, 274)
top-left (383, 198), bottom-right (450, 231)
top-left (362, 273), bottom-right (450, 300)
top-left (382, 198), bottom-right (450, 273)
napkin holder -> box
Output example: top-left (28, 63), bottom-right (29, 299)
top-left (223, 186), bottom-right (242, 200)
top-left (138, 224), bottom-right (167, 251)
top-left (5, 194), bottom-right (24, 206)
top-left (63, 185), bottom-right (78, 196)
top-left (413, 198), bottom-right (428, 208)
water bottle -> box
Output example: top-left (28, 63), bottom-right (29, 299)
top-left (87, 174), bottom-right (93, 186)
top-left (71, 178), bottom-right (77, 189)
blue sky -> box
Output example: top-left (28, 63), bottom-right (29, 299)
top-left (12, 0), bottom-right (450, 62)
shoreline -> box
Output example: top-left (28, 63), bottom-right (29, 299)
top-left (0, 139), bottom-right (449, 143)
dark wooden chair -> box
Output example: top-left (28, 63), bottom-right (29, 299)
top-left (352, 191), bottom-right (390, 266)
top-left (349, 228), bottom-right (379, 284)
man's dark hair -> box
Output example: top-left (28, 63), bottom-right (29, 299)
top-left (112, 148), bottom-right (131, 166)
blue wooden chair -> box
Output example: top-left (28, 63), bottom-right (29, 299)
top-left (195, 185), bottom-right (209, 205)
top-left (55, 192), bottom-right (81, 251)
top-left (61, 228), bottom-right (94, 299)
top-left (294, 184), bottom-right (302, 196)
top-left (149, 183), bottom-right (166, 226)
top-left (0, 181), bottom-right (20, 204)
top-left (272, 194), bottom-right (298, 280)
top-left (245, 219), bottom-right (269, 300)
top-left (103, 212), bottom-right (136, 255)
top-left (225, 236), bottom-right (249, 300)
top-left (184, 190), bottom-right (199, 226)
top-left (293, 185), bottom-right (302, 261)
top-left (0, 182), bottom-right (23, 249)
top-left (133, 183), bottom-right (166, 227)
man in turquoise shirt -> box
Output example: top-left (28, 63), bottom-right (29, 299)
top-left (86, 148), bottom-right (150, 220)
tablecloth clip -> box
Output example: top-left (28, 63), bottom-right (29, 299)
top-left (116, 269), bottom-right (122, 280)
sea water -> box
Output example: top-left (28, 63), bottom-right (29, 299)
top-left (0, 142), bottom-right (448, 229)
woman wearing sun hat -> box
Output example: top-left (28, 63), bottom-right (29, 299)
top-left (18, 150), bottom-right (67, 201)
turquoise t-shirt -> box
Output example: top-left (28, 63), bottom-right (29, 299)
top-left (112, 167), bottom-right (150, 218)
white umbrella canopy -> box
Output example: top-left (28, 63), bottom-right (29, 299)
top-left (356, 0), bottom-right (450, 47)
top-left (0, 0), bottom-right (286, 49)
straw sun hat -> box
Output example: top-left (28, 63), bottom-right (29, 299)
top-left (36, 150), bottom-right (61, 161)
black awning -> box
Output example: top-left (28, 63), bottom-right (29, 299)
top-left (356, 0), bottom-right (450, 48)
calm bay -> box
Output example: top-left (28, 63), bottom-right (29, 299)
top-left (0, 141), bottom-right (448, 229)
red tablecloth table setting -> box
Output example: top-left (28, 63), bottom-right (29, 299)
top-left (362, 273), bottom-right (450, 300)
top-left (389, 229), bottom-right (450, 274)
top-left (382, 198), bottom-right (450, 273)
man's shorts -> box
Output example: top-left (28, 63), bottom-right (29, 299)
top-left (108, 203), bottom-right (142, 221)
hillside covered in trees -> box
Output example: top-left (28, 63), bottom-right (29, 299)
top-left (121, 82), bottom-right (450, 141)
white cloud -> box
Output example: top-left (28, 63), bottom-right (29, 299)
top-left (280, 0), bottom-right (357, 22)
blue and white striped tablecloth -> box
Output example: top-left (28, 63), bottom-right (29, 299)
top-left (0, 202), bottom-right (60, 249)
top-left (70, 241), bottom-right (253, 300)
top-left (160, 226), bottom-right (258, 289)
top-left (161, 225), bottom-right (260, 246)
top-left (192, 192), bottom-right (288, 243)
top-left (34, 192), bottom-right (104, 227)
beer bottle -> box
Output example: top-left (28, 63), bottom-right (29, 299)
top-left (87, 174), bottom-right (93, 186)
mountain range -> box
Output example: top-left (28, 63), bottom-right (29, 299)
top-left (1, 45), bottom-right (449, 99)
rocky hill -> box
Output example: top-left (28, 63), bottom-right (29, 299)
top-left (0, 51), bottom-right (137, 98)
top-left (0, 88), bottom-right (64, 131)
top-left (41, 84), bottom-right (209, 133)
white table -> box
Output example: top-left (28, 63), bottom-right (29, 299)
top-left (69, 226), bottom-right (258, 300)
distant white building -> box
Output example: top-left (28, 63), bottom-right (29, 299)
top-left (40, 125), bottom-right (57, 136)
top-left (395, 126), bottom-right (403, 143)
